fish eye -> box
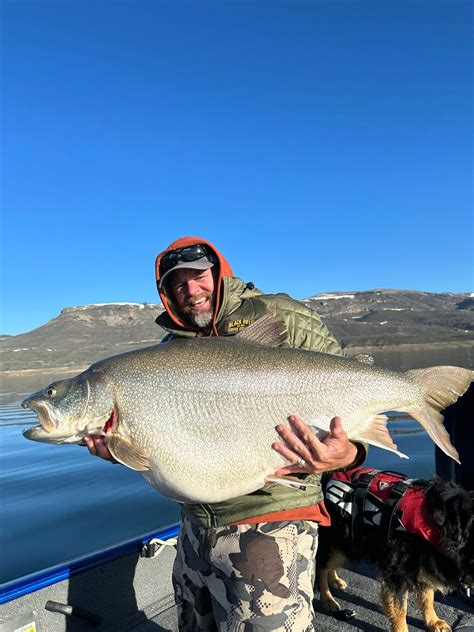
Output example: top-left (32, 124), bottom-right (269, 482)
top-left (44, 386), bottom-right (56, 397)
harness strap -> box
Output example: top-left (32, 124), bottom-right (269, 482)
top-left (379, 478), bottom-right (410, 542)
top-left (350, 470), bottom-right (412, 552)
top-left (351, 470), bottom-right (379, 553)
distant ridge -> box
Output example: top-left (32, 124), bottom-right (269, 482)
top-left (0, 303), bottom-right (166, 373)
top-left (304, 289), bottom-right (473, 350)
top-left (1, 291), bottom-right (472, 373)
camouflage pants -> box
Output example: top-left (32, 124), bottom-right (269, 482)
top-left (172, 518), bottom-right (318, 631)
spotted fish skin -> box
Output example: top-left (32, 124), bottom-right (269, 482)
top-left (22, 334), bottom-right (473, 503)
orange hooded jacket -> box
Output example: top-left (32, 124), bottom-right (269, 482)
top-left (155, 237), bottom-right (234, 336)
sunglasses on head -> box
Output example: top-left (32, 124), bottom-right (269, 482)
top-left (160, 244), bottom-right (212, 275)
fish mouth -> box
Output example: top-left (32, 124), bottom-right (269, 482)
top-left (23, 409), bottom-right (118, 444)
top-left (22, 399), bottom-right (58, 433)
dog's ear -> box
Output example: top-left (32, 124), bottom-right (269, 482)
top-left (428, 478), bottom-right (473, 550)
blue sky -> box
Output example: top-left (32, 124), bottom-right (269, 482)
top-left (1, 0), bottom-right (472, 335)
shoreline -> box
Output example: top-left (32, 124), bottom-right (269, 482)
top-left (0, 366), bottom-right (89, 377)
top-left (344, 340), bottom-right (474, 355)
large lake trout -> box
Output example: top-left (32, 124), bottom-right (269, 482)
top-left (22, 317), bottom-right (473, 503)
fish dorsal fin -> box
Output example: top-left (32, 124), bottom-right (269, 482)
top-left (351, 353), bottom-right (375, 366)
top-left (236, 313), bottom-right (287, 347)
top-left (107, 433), bottom-right (150, 471)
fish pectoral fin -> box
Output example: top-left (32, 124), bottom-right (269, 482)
top-left (107, 433), bottom-right (150, 471)
top-left (353, 414), bottom-right (408, 459)
top-left (265, 475), bottom-right (318, 490)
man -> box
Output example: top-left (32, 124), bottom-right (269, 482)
top-left (86, 236), bottom-right (366, 631)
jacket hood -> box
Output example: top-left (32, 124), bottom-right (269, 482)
top-left (155, 236), bottom-right (234, 333)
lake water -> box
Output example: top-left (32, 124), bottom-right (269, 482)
top-left (1, 346), bottom-right (472, 584)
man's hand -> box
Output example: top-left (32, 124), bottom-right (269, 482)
top-left (84, 435), bottom-right (118, 463)
top-left (272, 415), bottom-right (358, 476)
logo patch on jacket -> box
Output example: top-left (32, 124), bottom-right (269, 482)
top-left (225, 318), bottom-right (255, 334)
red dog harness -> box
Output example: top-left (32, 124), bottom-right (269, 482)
top-left (324, 467), bottom-right (443, 554)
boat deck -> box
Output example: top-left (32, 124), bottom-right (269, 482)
top-left (145, 559), bottom-right (474, 632)
top-left (2, 547), bottom-right (472, 631)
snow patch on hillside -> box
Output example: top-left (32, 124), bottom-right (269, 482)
top-left (314, 293), bottom-right (355, 300)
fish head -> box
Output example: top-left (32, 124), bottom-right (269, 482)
top-left (22, 370), bottom-right (115, 445)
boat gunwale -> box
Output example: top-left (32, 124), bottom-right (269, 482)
top-left (0, 522), bottom-right (180, 604)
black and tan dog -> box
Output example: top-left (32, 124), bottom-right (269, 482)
top-left (316, 467), bottom-right (474, 632)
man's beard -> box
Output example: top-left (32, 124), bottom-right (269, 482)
top-left (183, 292), bottom-right (214, 329)
top-left (190, 310), bottom-right (214, 329)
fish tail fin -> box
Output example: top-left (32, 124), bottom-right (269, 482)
top-left (402, 366), bottom-right (474, 464)
top-left (353, 414), bottom-right (408, 458)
